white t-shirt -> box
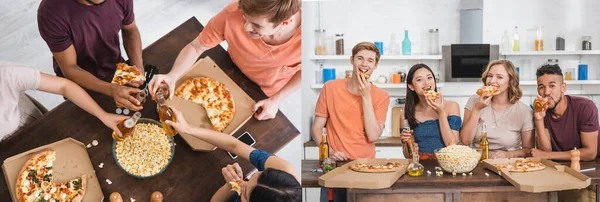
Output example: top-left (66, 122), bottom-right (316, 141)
top-left (0, 61), bottom-right (41, 139)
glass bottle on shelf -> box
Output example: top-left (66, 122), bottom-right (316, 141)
top-left (501, 30), bottom-right (510, 53)
top-left (407, 152), bottom-right (424, 177)
top-left (315, 29), bottom-right (327, 55)
top-left (582, 36), bottom-right (592, 50)
top-left (512, 26), bottom-right (520, 52)
top-left (535, 26), bottom-right (544, 51)
top-left (335, 34), bottom-right (344, 55)
top-left (556, 31), bottom-right (565, 51)
top-left (429, 29), bottom-right (439, 55)
top-left (112, 112), bottom-right (142, 141)
top-left (402, 30), bottom-right (412, 55)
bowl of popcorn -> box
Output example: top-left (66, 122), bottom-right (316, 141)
top-left (434, 145), bottom-right (481, 174)
top-left (112, 118), bottom-right (175, 178)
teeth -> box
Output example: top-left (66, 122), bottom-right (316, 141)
top-left (360, 69), bottom-right (368, 73)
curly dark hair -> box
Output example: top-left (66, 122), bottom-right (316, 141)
top-left (536, 64), bottom-right (563, 78)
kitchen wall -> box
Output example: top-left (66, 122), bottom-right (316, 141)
top-left (301, 0), bottom-right (600, 145)
top-left (0, 0), bottom-right (302, 177)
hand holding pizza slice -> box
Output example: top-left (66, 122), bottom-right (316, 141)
top-left (229, 180), bottom-right (244, 195)
top-left (358, 69), bottom-right (371, 79)
top-left (111, 62), bottom-right (146, 86)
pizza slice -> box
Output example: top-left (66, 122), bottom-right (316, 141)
top-left (533, 97), bottom-right (549, 112)
top-left (424, 89), bottom-right (441, 100)
top-left (49, 175), bottom-right (87, 202)
top-left (229, 180), bottom-right (243, 195)
top-left (111, 62), bottom-right (146, 85)
top-left (175, 77), bottom-right (235, 132)
top-left (476, 86), bottom-right (500, 97)
top-left (359, 69), bottom-right (371, 79)
top-left (349, 162), bottom-right (404, 173)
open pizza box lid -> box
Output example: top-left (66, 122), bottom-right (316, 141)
top-left (2, 138), bottom-right (103, 201)
top-left (318, 158), bottom-right (409, 189)
top-left (482, 158), bottom-right (591, 193)
top-left (166, 57), bottom-right (255, 151)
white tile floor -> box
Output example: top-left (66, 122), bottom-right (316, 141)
top-left (0, 0), bottom-right (302, 178)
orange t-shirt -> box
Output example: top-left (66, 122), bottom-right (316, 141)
top-left (198, 1), bottom-right (301, 97)
top-left (315, 79), bottom-right (391, 160)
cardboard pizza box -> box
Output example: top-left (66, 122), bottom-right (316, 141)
top-left (318, 158), bottom-right (409, 189)
top-left (167, 57), bottom-right (256, 151)
top-left (482, 158), bottom-right (591, 193)
top-left (2, 138), bottom-right (103, 201)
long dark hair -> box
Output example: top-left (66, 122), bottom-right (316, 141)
top-left (249, 168), bottom-right (301, 202)
top-left (404, 63), bottom-right (437, 128)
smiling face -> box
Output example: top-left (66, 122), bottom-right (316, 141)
top-left (537, 74), bottom-right (566, 110)
top-left (350, 49), bottom-right (378, 77)
top-left (408, 67), bottom-right (437, 96)
top-left (485, 64), bottom-right (510, 94)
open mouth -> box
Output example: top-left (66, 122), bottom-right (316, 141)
top-left (360, 69), bottom-right (368, 73)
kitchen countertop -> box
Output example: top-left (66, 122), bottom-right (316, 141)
top-left (304, 136), bottom-right (403, 147)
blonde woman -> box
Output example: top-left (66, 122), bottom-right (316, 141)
top-left (460, 60), bottom-right (534, 158)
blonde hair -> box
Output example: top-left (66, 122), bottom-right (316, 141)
top-left (480, 60), bottom-right (522, 104)
top-left (238, 0), bottom-right (301, 25)
top-left (351, 42), bottom-right (381, 64)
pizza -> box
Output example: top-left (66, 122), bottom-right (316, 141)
top-left (493, 159), bottom-right (546, 172)
top-left (476, 86), bottom-right (501, 97)
top-left (175, 77), bottom-right (235, 132)
top-left (359, 69), bottom-right (371, 79)
top-left (229, 180), bottom-right (243, 195)
top-left (349, 162), bottom-right (404, 173)
top-left (533, 97), bottom-right (549, 112)
top-left (424, 89), bottom-right (441, 100)
top-left (16, 150), bottom-right (87, 202)
top-left (111, 62), bottom-right (146, 85)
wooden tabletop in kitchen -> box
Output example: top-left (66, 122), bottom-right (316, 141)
top-left (302, 159), bottom-right (600, 188)
top-left (0, 17), bottom-right (300, 201)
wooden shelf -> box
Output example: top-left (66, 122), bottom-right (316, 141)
top-left (310, 55), bottom-right (442, 60)
top-left (310, 83), bottom-right (445, 89)
top-left (501, 50), bottom-right (600, 56)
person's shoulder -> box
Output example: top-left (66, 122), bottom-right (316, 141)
top-left (568, 95), bottom-right (597, 110)
top-left (444, 100), bottom-right (459, 109)
top-left (222, 1), bottom-right (243, 14)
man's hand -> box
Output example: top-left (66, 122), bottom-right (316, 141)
top-left (357, 72), bottom-right (371, 98)
top-left (148, 74), bottom-right (177, 100)
top-left (110, 84), bottom-right (143, 111)
top-left (330, 149), bottom-right (349, 162)
top-left (252, 98), bottom-right (279, 120)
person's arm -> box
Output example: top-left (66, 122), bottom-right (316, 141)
top-left (535, 121), bottom-right (552, 151)
top-left (253, 70), bottom-right (302, 120)
top-left (532, 131), bottom-right (598, 161)
top-left (311, 116), bottom-right (327, 145)
top-left (52, 45), bottom-right (142, 110)
top-left (459, 96), bottom-right (491, 145)
top-left (437, 101), bottom-right (460, 146)
top-left (210, 184), bottom-right (234, 202)
top-left (357, 74), bottom-right (384, 142)
top-left (166, 106), bottom-right (298, 179)
top-left (121, 21), bottom-right (144, 72)
top-left (36, 72), bottom-right (127, 136)
top-left (148, 38), bottom-right (209, 99)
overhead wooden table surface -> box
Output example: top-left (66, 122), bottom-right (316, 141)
top-left (0, 17), bottom-right (299, 201)
top-left (303, 159), bottom-right (599, 202)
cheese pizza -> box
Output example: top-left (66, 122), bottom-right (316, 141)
top-left (16, 150), bottom-right (87, 202)
top-left (349, 162), bottom-right (404, 173)
top-left (424, 89), bottom-right (441, 100)
top-left (476, 86), bottom-right (501, 97)
top-left (493, 159), bottom-right (546, 172)
top-left (175, 77), bottom-right (235, 132)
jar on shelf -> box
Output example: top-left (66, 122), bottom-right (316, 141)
top-left (582, 36), bottom-right (592, 50)
top-left (315, 29), bottom-right (327, 55)
top-left (335, 34), bottom-right (344, 55)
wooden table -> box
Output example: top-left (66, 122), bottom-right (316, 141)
top-left (303, 160), bottom-right (599, 202)
top-left (0, 17), bottom-right (299, 201)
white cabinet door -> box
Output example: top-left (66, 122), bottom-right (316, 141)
top-left (303, 188), bottom-right (321, 202)
top-left (305, 147), bottom-right (319, 160)
top-left (375, 146), bottom-right (405, 159)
